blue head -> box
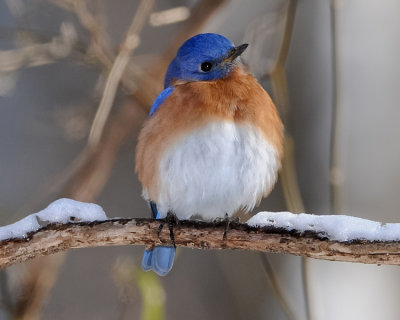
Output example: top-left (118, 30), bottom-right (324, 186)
top-left (164, 33), bottom-right (248, 88)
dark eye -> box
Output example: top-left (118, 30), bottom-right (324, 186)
top-left (200, 62), bottom-right (212, 72)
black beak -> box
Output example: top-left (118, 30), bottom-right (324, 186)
top-left (230, 43), bottom-right (248, 61)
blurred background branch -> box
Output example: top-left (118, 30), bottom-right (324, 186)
top-left (0, 22), bottom-right (77, 72)
top-left (328, 0), bottom-right (342, 214)
top-left (1, 0), bottom-right (398, 319)
top-left (87, 0), bottom-right (154, 147)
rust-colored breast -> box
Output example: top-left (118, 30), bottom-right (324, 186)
top-left (135, 66), bottom-right (284, 201)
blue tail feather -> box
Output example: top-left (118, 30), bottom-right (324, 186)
top-left (141, 248), bottom-right (153, 271)
top-left (142, 203), bottom-right (176, 276)
top-left (141, 246), bottom-right (175, 276)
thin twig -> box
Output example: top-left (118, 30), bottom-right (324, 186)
top-left (71, 0), bottom-right (113, 58)
top-left (259, 253), bottom-right (298, 320)
top-left (329, 0), bottom-right (342, 214)
top-left (88, 0), bottom-right (155, 147)
top-left (266, 2), bottom-right (313, 320)
top-left (0, 270), bottom-right (14, 317)
top-left (269, 0), bottom-right (304, 215)
top-left (14, 255), bottom-right (66, 320)
top-left (0, 22), bottom-right (77, 72)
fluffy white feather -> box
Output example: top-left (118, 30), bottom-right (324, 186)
top-left (148, 121), bottom-right (280, 220)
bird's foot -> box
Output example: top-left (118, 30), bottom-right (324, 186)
top-left (157, 221), bottom-right (164, 238)
top-left (157, 212), bottom-right (178, 248)
top-left (214, 214), bottom-right (240, 240)
top-left (216, 214), bottom-right (239, 240)
top-left (167, 212), bottom-right (178, 248)
top-left (222, 213), bottom-right (230, 240)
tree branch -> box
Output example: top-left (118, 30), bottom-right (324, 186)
top-left (1, 218), bottom-right (400, 269)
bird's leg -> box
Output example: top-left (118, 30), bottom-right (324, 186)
top-left (157, 220), bottom-right (165, 238)
top-left (166, 211), bottom-right (178, 248)
top-left (223, 213), bottom-right (230, 240)
top-left (156, 212), bottom-right (178, 247)
top-left (220, 214), bottom-right (241, 240)
top-left (213, 214), bottom-right (232, 240)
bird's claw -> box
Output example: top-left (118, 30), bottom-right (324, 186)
top-left (223, 214), bottom-right (230, 240)
top-left (215, 213), bottom-right (236, 241)
top-left (157, 212), bottom-right (178, 248)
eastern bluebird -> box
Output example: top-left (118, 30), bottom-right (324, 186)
top-left (135, 33), bottom-right (283, 276)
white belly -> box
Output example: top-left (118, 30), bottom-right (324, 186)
top-left (153, 121), bottom-right (280, 220)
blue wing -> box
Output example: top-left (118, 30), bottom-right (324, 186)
top-left (142, 87), bottom-right (176, 276)
top-left (149, 86), bottom-right (174, 116)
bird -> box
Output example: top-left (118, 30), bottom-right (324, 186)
top-left (135, 33), bottom-right (283, 276)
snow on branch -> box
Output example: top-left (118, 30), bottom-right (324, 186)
top-left (1, 199), bottom-right (400, 269)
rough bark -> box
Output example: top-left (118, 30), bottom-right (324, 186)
top-left (1, 218), bottom-right (399, 269)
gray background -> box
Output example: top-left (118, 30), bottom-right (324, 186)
top-left (1, 0), bottom-right (399, 319)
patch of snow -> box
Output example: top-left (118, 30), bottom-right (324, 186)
top-left (0, 198), bottom-right (107, 241)
top-left (247, 211), bottom-right (400, 242)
